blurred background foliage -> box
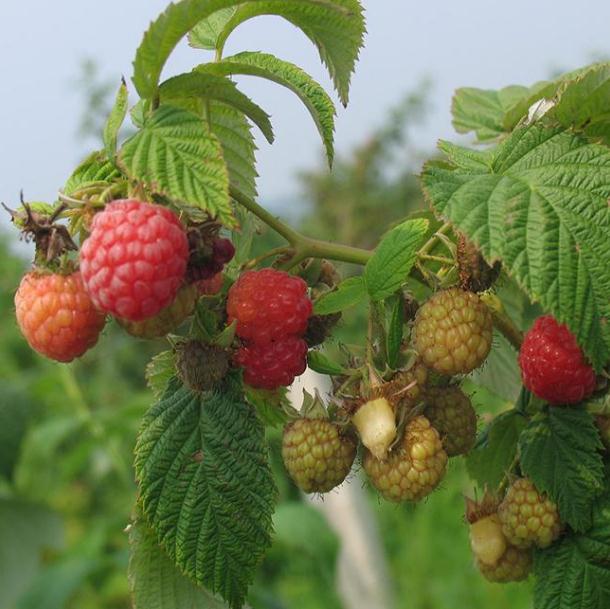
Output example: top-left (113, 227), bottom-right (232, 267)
top-left (0, 63), bottom-right (534, 609)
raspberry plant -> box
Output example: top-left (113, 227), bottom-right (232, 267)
top-left (5, 1), bottom-right (610, 608)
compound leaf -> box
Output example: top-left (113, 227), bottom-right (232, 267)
top-left (199, 52), bottom-right (336, 164)
top-left (133, 0), bottom-right (365, 106)
top-left (135, 378), bottom-right (276, 608)
top-left (119, 105), bottom-right (232, 226)
top-left (421, 123), bottom-right (610, 369)
top-left (159, 72), bottom-right (274, 143)
top-left (519, 407), bottom-right (605, 532)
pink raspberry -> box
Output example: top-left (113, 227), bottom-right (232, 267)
top-left (80, 200), bottom-right (189, 321)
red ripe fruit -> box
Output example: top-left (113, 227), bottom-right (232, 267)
top-left (227, 268), bottom-right (312, 344)
top-left (80, 200), bottom-right (189, 322)
top-left (15, 271), bottom-right (106, 362)
top-left (234, 336), bottom-right (308, 389)
top-left (519, 315), bottom-right (596, 404)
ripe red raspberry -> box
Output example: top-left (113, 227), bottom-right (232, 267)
top-left (518, 315), bottom-right (596, 404)
top-left (196, 272), bottom-right (224, 296)
top-left (363, 415), bottom-right (448, 503)
top-left (80, 200), bottom-right (189, 322)
top-left (119, 284), bottom-right (197, 339)
top-left (282, 418), bottom-right (357, 493)
top-left (15, 271), bottom-right (105, 362)
top-left (227, 269), bottom-right (312, 344)
top-left (234, 335), bottom-right (308, 389)
top-left (476, 544), bottom-right (533, 583)
top-left (498, 478), bottom-right (562, 549)
top-left (424, 386), bottom-right (477, 457)
top-left (414, 288), bottom-right (493, 376)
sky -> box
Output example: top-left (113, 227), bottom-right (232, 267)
top-left (1, 0), bottom-right (609, 227)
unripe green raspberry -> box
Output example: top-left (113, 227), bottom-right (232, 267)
top-left (119, 284), bottom-right (197, 339)
top-left (424, 386), bottom-right (477, 457)
top-left (387, 361), bottom-right (429, 410)
top-left (363, 415), bottom-right (447, 503)
top-left (414, 288), bottom-right (493, 376)
top-left (176, 340), bottom-right (230, 392)
top-left (498, 478), bottom-right (562, 549)
top-left (282, 418), bottom-right (357, 493)
top-left (476, 544), bottom-right (533, 583)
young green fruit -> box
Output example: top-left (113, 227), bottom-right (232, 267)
top-left (363, 415), bottom-right (447, 503)
top-left (476, 545), bottom-right (533, 583)
top-left (414, 288), bottom-right (492, 376)
top-left (176, 340), bottom-right (230, 392)
top-left (498, 478), bottom-right (562, 549)
top-left (282, 418), bottom-right (357, 493)
top-left (424, 386), bottom-right (477, 457)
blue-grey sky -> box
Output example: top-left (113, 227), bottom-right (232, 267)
top-left (1, 0), bottom-right (609, 221)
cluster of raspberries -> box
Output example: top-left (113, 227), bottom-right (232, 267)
top-left (227, 268), bottom-right (313, 390)
top-left (16, 199), bottom-right (235, 361)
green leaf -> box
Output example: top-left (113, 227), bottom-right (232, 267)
top-left (63, 151), bottom-right (121, 195)
top-left (135, 378), bottom-right (277, 609)
top-left (519, 408), bottom-right (605, 532)
top-left (129, 518), bottom-right (235, 609)
top-left (244, 386), bottom-right (291, 428)
top-left (307, 351), bottom-right (345, 375)
top-left (145, 350), bottom-right (176, 400)
top-left (364, 218), bottom-right (428, 301)
top-left (188, 7), bottom-right (238, 50)
top-left (313, 276), bottom-right (366, 315)
top-left (469, 331), bottom-right (522, 402)
top-left (198, 52), bottom-right (336, 164)
top-left (386, 294), bottom-right (404, 369)
top-left (452, 85), bottom-right (529, 141)
top-left (208, 101), bottom-right (258, 199)
top-left (0, 385), bottom-right (35, 480)
top-left (533, 490), bottom-right (610, 609)
top-left (466, 410), bottom-right (527, 489)
top-left (159, 72), bottom-right (274, 143)
top-left (119, 105), bottom-right (233, 226)
top-left (0, 499), bottom-right (64, 609)
top-left (133, 0), bottom-right (365, 105)
top-left (421, 123), bottom-right (610, 369)
top-left (193, 0), bottom-right (365, 105)
top-left (103, 79), bottom-right (129, 158)
top-left (549, 62), bottom-right (610, 144)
